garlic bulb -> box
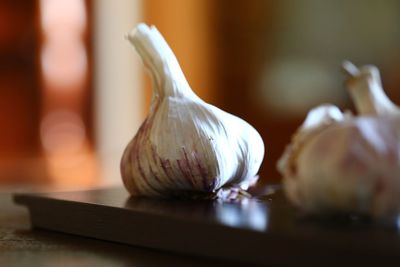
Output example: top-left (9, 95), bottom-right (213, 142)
top-left (121, 24), bottom-right (264, 197)
top-left (278, 61), bottom-right (400, 217)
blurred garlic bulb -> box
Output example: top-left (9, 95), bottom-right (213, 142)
top-left (278, 61), bottom-right (400, 217)
top-left (121, 24), bottom-right (264, 197)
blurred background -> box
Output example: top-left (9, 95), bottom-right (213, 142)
top-left (1, 0), bottom-right (400, 190)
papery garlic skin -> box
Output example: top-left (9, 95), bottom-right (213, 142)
top-left (277, 104), bottom-right (346, 207)
top-left (278, 62), bottom-right (400, 217)
top-left (121, 24), bottom-right (264, 197)
top-left (285, 116), bottom-right (400, 216)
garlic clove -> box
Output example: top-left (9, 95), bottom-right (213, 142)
top-left (277, 104), bottom-right (346, 206)
top-left (277, 104), bottom-right (346, 179)
top-left (279, 62), bottom-right (400, 217)
top-left (121, 23), bottom-right (264, 198)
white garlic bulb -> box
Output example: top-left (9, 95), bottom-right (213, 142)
top-left (278, 62), bottom-right (400, 217)
top-left (121, 24), bottom-right (264, 197)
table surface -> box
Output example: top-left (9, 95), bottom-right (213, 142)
top-left (0, 190), bottom-right (250, 267)
top-left (6, 185), bottom-right (400, 267)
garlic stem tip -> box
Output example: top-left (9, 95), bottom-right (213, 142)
top-left (342, 60), bottom-right (359, 77)
top-left (126, 23), bottom-right (149, 43)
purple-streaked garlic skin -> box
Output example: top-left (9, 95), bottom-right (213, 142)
top-left (279, 62), bottom-right (400, 218)
top-left (121, 23), bottom-right (264, 197)
top-left (121, 99), bottom-right (264, 197)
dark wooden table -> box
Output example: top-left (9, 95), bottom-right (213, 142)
top-left (0, 191), bottom-right (248, 267)
top-left (5, 185), bottom-right (400, 267)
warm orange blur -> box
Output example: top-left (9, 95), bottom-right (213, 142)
top-left (0, 0), bottom-right (96, 188)
top-left (39, 0), bottom-right (97, 187)
top-left (1, 0), bottom-right (400, 189)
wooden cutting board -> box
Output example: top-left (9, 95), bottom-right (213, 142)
top-left (13, 186), bottom-right (400, 266)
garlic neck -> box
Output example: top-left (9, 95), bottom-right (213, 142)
top-left (343, 62), bottom-right (399, 117)
top-left (127, 24), bottom-right (198, 100)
